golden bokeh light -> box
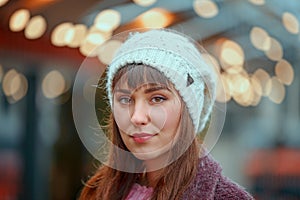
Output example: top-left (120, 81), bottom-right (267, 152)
top-left (0, 0), bottom-right (9, 7)
top-left (250, 75), bottom-right (263, 96)
top-left (275, 59), bottom-right (294, 85)
top-left (42, 70), bottom-right (66, 99)
top-left (11, 73), bottom-right (28, 103)
top-left (233, 84), bottom-right (254, 107)
top-left (216, 73), bottom-right (231, 103)
top-left (9, 9), bottom-right (31, 32)
top-left (98, 40), bottom-right (123, 65)
top-left (89, 25), bottom-right (112, 40)
top-left (2, 69), bottom-right (18, 96)
top-left (139, 8), bottom-right (172, 28)
top-left (79, 32), bottom-right (107, 57)
top-left (225, 73), bottom-right (254, 107)
top-left (24, 15), bottom-right (47, 39)
top-left (67, 24), bottom-right (87, 48)
top-left (193, 0), bottom-right (219, 18)
top-left (133, 0), bottom-right (157, 7)
top-left (94, 9), bottom-right (121, 32)
top-left (250, 26), bottom-right (271, 51)
top-left (51, 22), bottom-right (73, 47)
top-left (268, 77), bottom-right (285, 104)
top-left (282, 12), bottom-right (299, 34)
top-left (220, 40), bottom-right (245, 70)
top-left (248, 0), bottom-right (265, 5)
top-left (253, 68), bottom-right (271, 96)
top-left (264, 37), bottom-right (283, 61)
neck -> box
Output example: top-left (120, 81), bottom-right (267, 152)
top-left (140, 169), bottom-right (162, 188)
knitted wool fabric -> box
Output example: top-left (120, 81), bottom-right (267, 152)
top-left (106, 29), bottom-right (217, 133)
top-left (182, 155), bottom-right (254, 200)
top-left (123, 155), bottom-right (254, 200)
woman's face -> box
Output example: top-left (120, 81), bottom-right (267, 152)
top-left (113, 81), bottom-right (182, 162)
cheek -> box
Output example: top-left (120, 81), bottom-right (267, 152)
top-left (161, 102), bottom-right (182, 132)
top-left (113, 104), bottom-right (131, 130)
top-left (148, 106), bottom-right (167, 131)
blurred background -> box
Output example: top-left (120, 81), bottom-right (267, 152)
top-left (0, 0), bottom-right (300, 199)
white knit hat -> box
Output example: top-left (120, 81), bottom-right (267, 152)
top-left (106, 28), bottom-right (217, 134)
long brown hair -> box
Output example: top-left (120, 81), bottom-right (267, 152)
top-left (79, 64), bottom-right (200, 200)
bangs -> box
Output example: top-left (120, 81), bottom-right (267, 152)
top-left (112, 64), bottom-right (171, 90)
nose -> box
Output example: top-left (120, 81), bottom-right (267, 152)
top-left (130, 100), bottom-right (150, 126)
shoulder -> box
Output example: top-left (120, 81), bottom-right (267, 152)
top-left (182, 155), bottom-right (253, 200)
top-left (215, 175), bottom-right (253, 200)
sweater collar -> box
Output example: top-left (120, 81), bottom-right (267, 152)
top-left (182, 154), bottom-right (222, 199)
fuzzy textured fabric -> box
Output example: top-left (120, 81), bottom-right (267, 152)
top-left (124, 155), bottom-right (253, 200)
top-left (182, 155), bottom-right (254, 200)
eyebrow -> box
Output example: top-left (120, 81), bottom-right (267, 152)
top-left (114, 85), bottom-right (170, 94)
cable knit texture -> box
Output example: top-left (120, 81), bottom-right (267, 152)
top-left (125, 155), bottom-right (253, 200)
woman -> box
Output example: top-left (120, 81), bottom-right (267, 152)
top-left (79, 29), bottom-right (253, 199)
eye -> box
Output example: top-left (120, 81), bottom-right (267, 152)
top-left (118, 96), bottom-right (132, 105)
top-left (151, 96), bottom-right (167, 104)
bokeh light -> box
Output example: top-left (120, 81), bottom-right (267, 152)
top-left (0, 0), bottom-right (9, 7)
top-left (248, 0), bottom-right (265, 5)
top-left (42, 70), bottom-right (66, 99)
top-left (79, 32), bottom-right (107, 57)
top-left (216, 73), bottom-right (231, 103)
top-left (250, 26), bottom-right (271, 51)
top-left (282, 12), bottom-right (299, 34)
top-left (2, 69), bottom-right (18, 96)
top-left (264, 37), bottom-right (283, 61)
top-left (275, 59), bottom-right (294, 85)
top-left (268, 77), bottom-right (285, 104)
top-left (193, 0), bottom-right (219, 18)
top-left (51, 22), bottom-right (73, 47)
top-left (98, 40), bottom-right (123, 65)
top-left (133, 0), bottom-right (157, 7)
top-left (67, 24), bottom-right (87, 48)
top-left (253, 68), bottom-right (271, 96)
top-left (139, 8), bottom-right (172, 28)
top-left (220, 40), bottom-right (245, 72)
top-left (11, 73), bottom-right (28, 103)
top-left (24, 15), bottom-right (47, 39)
top-left (9, 9), bottom-right (30, 32)
top-left (2, 69), bottom-right (28, 103)
top-left (94, 9), bottom-right (121, 32)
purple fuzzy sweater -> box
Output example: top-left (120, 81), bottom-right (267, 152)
top-left (126, 155), bottom-right (253, 200)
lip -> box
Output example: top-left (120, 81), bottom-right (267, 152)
top-left (131, 133), bottom-right (156, 143)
